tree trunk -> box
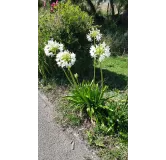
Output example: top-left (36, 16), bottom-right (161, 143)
top-left (86, 0), bottom-right (96, 14)
top-left (110, 0), bottom-right (115, 18)
top-left (107, 2), bottom-right (109, 17)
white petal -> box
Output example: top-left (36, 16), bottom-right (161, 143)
top-left (87, 34), bottom-right (92, 42)
top-left (99, 55), bottom-right (105, 62)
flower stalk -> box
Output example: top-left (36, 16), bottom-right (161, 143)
top-left (62, 68), bottom-right (73, 86)
top-left (100, 62), bottom-right (104, 90)
top-left (93, 38), bottom-right (96, 83)
top-left (68, 67), bottom-right (78, 88)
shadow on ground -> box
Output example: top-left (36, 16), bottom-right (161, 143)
top-left (40, 68), bottom-right (128, 91)
top-left (86, 68), bottom-right (128, 90)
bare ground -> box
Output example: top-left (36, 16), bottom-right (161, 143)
top-left (38, 90), bottom-right (100, 160)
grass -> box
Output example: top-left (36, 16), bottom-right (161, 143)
top-left (94, 56), bottom-right (128, 90)
top-left (99, 56), bottom-right (128, 77)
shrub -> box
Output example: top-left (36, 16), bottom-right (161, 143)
top-left (38, 1), bottom-right (94, 80)
top-left (38, 9), bottom-right (59, 80)
top-left (101, 19), bottom-right (128, 56)
top-left (109, 31), bottom-right (128, 56)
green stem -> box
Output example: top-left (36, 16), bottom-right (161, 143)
top-left (93, 59), bottom-right (96, 83)
top-left (68, 68), bottom-right (78, 87)
top-left (75, 77), bottom-right (79, 84)
top-left (62, 68), bottom-right (73, 86)
top-left (93, 38), bottom-right (96, 84)
top-left (100, 62), bottom-right (104, 90)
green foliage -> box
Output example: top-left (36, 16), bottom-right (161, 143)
top-left (98, 140), bottom-right (128, 160)
top-left (54, 1), bottom-right (94, 76)
top-left (86, 130), bottom-right (128, 160)
top-left (95, 0), bottom-right (128, 56)
top-left (107, 95), bottom-right (128, 136)
top-left (66, 81), bottom-right (108, 121)
top-left (38, 9), bottom-right (60, 80)
top-left (84, 90), bottom-right (128, 138)
top-left (114, 0), bottom-right (128, 15)
top-left (38, 1), bottom-right (94, 80)
top-left (84, 90), bottom-right (128, 159)
top-left (66, 83), bottom-right (128, 140)
top-left (66, 114), bottom-right (81, 126)
top-left (87, 130), bottom-right (94, 145)
top-left (96, 90), bottom-right (128, 140)
top-left (102, 27), bottom-right (128, 56)
top-left (109, 31), bottom-right (128, 55)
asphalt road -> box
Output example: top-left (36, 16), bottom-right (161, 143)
top-left (38, 92), bottom-right (100, 160)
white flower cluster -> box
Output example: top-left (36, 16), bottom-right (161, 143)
top-left (44, 39), bottom-right (64, 57)
top-left (86, 28), bottom-right (102, 42)
top-left (90, 42), bottom-right (110, 62)
top-left (56, 51), bottom-right (76, 68)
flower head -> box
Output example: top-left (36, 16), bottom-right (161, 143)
top-left (44, 39), bottom-right (64, 57)
top-left (56, 51), bottom-right (76, 68)
top-left (86, 28), bottom-right (102, 42)
top-left (51, 0), bottom-right (58, 8)
top-left (90, 42), bottom-right (110, 62)
top-left (51, 2), bottom-right (56, 7)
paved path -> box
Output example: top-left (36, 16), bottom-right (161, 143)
top-left (38, 92), bottom-right (100, 160)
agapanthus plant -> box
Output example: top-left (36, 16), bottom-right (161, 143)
top-left (43, 28), bottom-right (111, 124)
top-left (86, 28), bottom-right (102, 42)
top-left (44, 39), bottom-right (63, 57)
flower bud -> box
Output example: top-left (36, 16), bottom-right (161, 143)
top-left (74, 73), bottom-right (78, 79)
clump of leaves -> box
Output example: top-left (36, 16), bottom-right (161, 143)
top-left (66, 81), bottom-right (109, 122)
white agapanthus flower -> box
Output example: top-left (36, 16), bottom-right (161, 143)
top-left (86, 28), bottom-right (102, 42)
top-left (90, 42), bottom-right (110, 62)
top-left (44, 39), bottom-right (64, 57)
top-left (56, 50), bottom-right (76, 68)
